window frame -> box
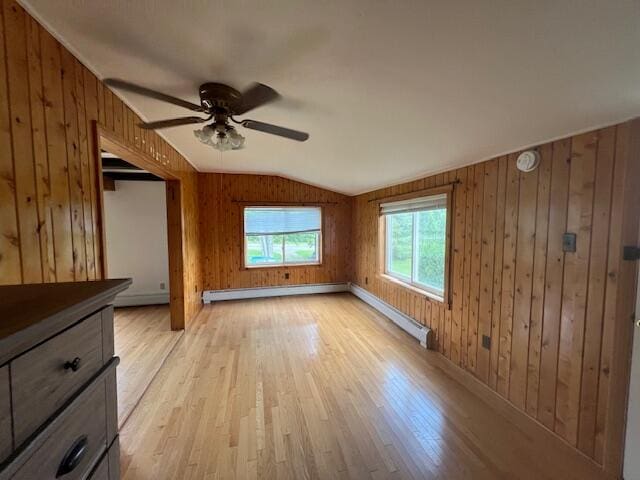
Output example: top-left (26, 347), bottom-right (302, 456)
top-left (241, 204), bottom-right (324, 269)
top-left (377, 185), bottom-right (453, 305)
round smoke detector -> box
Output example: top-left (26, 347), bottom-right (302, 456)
top-left (516, 150), bottom-right (540, 172)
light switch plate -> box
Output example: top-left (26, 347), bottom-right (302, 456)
top-left (563, 233), bottom-right (577, 252)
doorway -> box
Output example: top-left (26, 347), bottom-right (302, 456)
top-left (96, 127), bottom-right (186, 427)
top-left (101, 152), bottom-right (183, 425)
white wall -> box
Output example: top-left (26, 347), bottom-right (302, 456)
top-left (104, 180), bottom-right (169, 306)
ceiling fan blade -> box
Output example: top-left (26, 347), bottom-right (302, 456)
top-left (104, 78), bottom-right (205, 112)
top-left (234, 83), bottom-right (281, 115)
top-left (241, 119), bottom-right (309, 141)
top-left (139, 116), bottom-right (209, 130)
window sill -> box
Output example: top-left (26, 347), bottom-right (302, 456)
top-left (379, 273), bottom-right (445, 304)
top-left (244, 262), bottom-right (322, 270)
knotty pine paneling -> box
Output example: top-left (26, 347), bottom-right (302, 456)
top-left (352, 120), bottom-right (640, 476)
top-left (198, 173), bottom-right (352, 290)
top-left (0, 0), bottom-right (201, 324)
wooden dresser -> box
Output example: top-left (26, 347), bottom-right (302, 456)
top-left (0, 279), bottom-right (131, 480)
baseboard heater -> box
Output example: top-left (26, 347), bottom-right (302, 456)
top-left (350, 284), bottom-right (431, 349)
top-left (202, 282), bottom-right (431, 349)
top-left (202, 282), bottom-right (350, 303)
top-left (113, 292), bottom-right (169, 307)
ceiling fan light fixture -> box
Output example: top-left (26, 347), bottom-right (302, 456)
top-left (193, 124), bottom-right (214, 143)
top-left (194, 124), bottom-right (243, 151)
top-left (227, 126), bottom-right (245, 149)
top-left (214, 132), bottom-right (232, 152)
top-left (193, 125), bottom-right (244, 152)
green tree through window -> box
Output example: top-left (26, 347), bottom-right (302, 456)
top-left (384, 200), bottom-right (447, 297)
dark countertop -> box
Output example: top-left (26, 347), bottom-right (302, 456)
top-left (0, 279), bottom-right (131, 364)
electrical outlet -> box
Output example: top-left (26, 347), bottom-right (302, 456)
top-left (482, 335), bottom-right (491, 350)
top-left (284, 272), bottom-right (290, 280)
top-left (160, 282), bottom-right (166, 290)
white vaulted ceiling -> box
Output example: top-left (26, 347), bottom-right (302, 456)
top-left (20, 0), bottom-right (640, 194)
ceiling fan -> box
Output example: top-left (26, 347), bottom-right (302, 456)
top-left (104, 79), bottom-right (309, 151)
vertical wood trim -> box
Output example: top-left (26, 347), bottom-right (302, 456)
top-left (40, 29), bottom-right (73, 281)
top-left (555, 131), bottom-right (597, 445)
top-left (467, 164), bottom-right (484, 370)
top-left (450, 168), bottom-right (467, 365)
top-left (576, 126), bottom-right (615, 456)
top-left (82, 69), bottom-right (100, 277)
top-left (497, 155), bottom-right (520, 396)
top-left (167, 180), bottom-right (185, 330)
top-left (509, 153), bottom-right (539, 409)
top-left (460, 166), bottom-right (474, 368)
top-left (477, 159), bottom-right (497, 382)
top-left (525, 142), bottom-right (552, 417)
top-left (3, 1), bottom-right (41, 283)
top-left (537, 139), bottom-right (571, 428)
top-left (489, 156), bottom-right (507, 389)
top-left (60, 47), bottom-right (86, 281)
top-left (74, 59), bottom-right (95, 280)
top-left (25, 15), bottom-right (54, 282)
top-left (0, 2), bottom-right (21, 284)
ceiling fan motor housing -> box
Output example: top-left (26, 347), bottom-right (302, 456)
top-left (199, 83), bottom-right (242, 113)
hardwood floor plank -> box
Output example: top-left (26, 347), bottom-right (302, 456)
top-left (120, 294), bottom-right (607, 480)
top-left (113, 305), bottom-right (182, 426)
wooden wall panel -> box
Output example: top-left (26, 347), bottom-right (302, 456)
top-left (0, 0), bottom-right (201, 325)
top-left (510, 153), bottom-right (538, 410)
top-left (0, 3), bottom-right (20, 284)
top-left (4, 1), bottom-right (41, 284)
top-left (476, 160), bottom-right (497, 383)
top-left (198, 173), bottom-right (352, 291)
top-left (525, 142), bottom-right (552, 417)
top-left (556, 131), bottom-right (597, 445)
top-left (26, 16), bottom-right (55, 283)
top-left (351, 120), bottom-right (640, 476)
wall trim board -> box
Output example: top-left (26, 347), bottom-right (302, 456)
top-left (202, 283), bottom-right (350, 303)
top-left (350, 283), bottom-right (431, 349)
top-left (113, 293), bottom-right (169, 307)
top-left (428, 350), bottom-right (607, 480)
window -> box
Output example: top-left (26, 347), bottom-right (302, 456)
top-left (381, 193), bottom-right (448, 300)
top-left (244, 206), bottom-right (322, 267)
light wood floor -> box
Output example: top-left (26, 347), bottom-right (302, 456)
top-left (119, 294), bottom-right (598, 480)
top-left (114, 305), bottom-right (183, 426)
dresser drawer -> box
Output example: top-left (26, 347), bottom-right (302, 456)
top-left (11, 311), bottom-right (104, 445)
top-left (12, 378), bottom-right (107, 480)
top-left (88, 450), bottom-right (108, 480)
top-left (88, 437), bottom-right (119, 480)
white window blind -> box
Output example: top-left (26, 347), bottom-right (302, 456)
top-left (380, 193), bottom-right (447, 215)
top-left (244, 207), bottom-right (321, 235)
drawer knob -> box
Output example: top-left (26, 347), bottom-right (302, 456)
top-left (56, 435), bottom-right (88, 477)
top-left (63, 357), bottom-right (82, 372)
